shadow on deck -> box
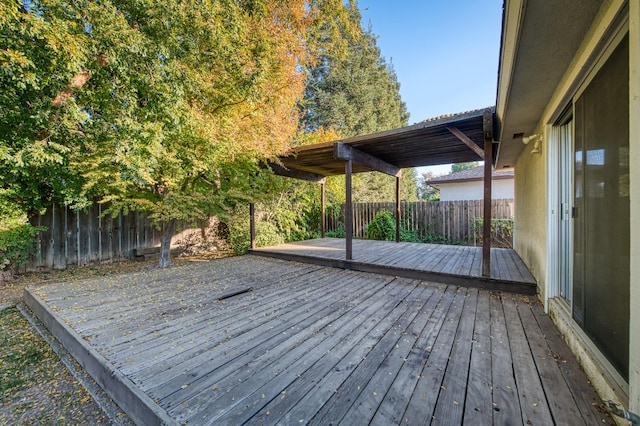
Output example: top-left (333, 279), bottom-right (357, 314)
top-left (251, 238), bottom-right (537, 295)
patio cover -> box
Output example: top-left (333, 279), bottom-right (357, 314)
top-left (257, 107), bottom-right (497, 276)
top-left (271, 108), bottom-right (495, 180)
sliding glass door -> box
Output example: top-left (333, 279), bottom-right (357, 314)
top-left (572, 35), bottom-right (629, 379)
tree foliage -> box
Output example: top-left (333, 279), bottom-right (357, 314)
top-left (301, 14), bottom-right (416, 203)
top-left (418, 171), bottom-right (440, 201)
top-left (1, 0), bottom-right (356, 267)
top-left (302, 20), bottom-right (408, 136)
top-left (451, 162), bottom-right (480, 173)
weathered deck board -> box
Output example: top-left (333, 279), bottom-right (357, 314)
top-left (502, 296), bottom-right (554, 424)
top-left (368, 286), bottom-right (457, 425)
top-left (516, 299), bottom-right (582, 425)
top-left (118, 266), bottom-right (357, 377)
top-left (431, 288), bottom-right (478, 426)
top-left (24, 255), bottom-right (611, 425)
top-left (462, 288), bottom-right (493, 424)
top-left (251, 238), bottom-right (537, 294)
top-left (531, 302), bottom-right (608, 424)
top-left (489, 293), bottom-right (523, 425)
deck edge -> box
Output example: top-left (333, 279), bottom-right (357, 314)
top-left (248, 251), bottom-right (537, 295)
top-left (23, 287), bottom-right (178, 426)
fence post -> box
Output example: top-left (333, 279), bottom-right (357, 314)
top-left (249, 203), bottom-right (256, 250)
top-left (345, 160), bottom-right (353, 260)
top-left (395, 176), bottom-right (400, 243)
top-left (321, 182), bottom-right (326, 238)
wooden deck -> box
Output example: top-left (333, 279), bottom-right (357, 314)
top-left (252, 238), bottom-right (537, 295)
top-left (24, 256), bottom-right (610, 425)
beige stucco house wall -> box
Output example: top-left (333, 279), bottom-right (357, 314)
top-left (497, 0), bottom-right (640, 417)
top-left (512, 143), bottom-right (546, 297)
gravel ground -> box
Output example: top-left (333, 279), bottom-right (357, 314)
top-left (0, 252), bottom-right (232, 425)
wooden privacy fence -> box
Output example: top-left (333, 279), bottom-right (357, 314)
top-left (326, 199), bottom-right (514, 247)
top-left (19, 203), bottom-right (220, 273)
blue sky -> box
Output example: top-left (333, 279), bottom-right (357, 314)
top-left (356, 1), bottom-right (503, 175)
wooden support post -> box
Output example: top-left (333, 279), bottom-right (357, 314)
top-left (395, 175), bottom-right (401, 243)
top-left (249, 203), bottom-right (256, 250)
top-left (345, 160), bottom-right (353, 260)
top-left (482, 110), bottom-right (493, 277)
top-left (321, 182), bottom-right (326, 238)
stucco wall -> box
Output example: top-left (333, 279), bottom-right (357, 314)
top-left (513, 145), bottom-right (547, 298)
top-left (438, 179), bottom-right (514, 201)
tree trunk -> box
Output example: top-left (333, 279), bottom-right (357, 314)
top-left (0, 269), bottom-right (13, 285)
top-left (158, 219), bottom-right (176, 269)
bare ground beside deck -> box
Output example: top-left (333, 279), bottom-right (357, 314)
top-left (25, 255), bottom-right (611, 425)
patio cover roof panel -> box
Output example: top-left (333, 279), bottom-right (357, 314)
top-left (275, 107), bottom-right (493, 177)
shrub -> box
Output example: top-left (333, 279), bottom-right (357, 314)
top-left (226, 213), bottom-right (285, 255)
top-left (326, 222), bottom-right (346, 238)
top-left (471, 217), bottom-right (514, 248)
top-left (0, 224), bottom-right (43, 273)
top-left (366, 211), bottom-right (395, 241)
top-left (255, 222), bottom-right (285, 248)
top-left (400, 228), bottom-right (421, 243)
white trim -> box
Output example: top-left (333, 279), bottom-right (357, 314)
top-left (496, 0), bottom-right (526, 127)
top-left (546, 125), bottom-right (560, 313)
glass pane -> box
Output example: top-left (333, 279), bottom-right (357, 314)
top-left (573, 35), bottom-right (629, 379)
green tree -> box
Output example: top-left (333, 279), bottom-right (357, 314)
top-left (451, 162), bottom-right (480, 173)
top-left (418, 171), bottom-right (440, 201)
top-left (302, 15), bottom-right (415, 203)
top-left (0, 0), bottom-right (96, 215)
top-left (354, 169), bottom-right (418, 202)
top-left (1, 0), bottom-right (355, 268)
top-left (302, 23), bottom-right (408, 135)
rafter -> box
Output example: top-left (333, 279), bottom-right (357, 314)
top-left (447, 127), bottom-right (484, 160)
top-left (333, 143), bottom-right (401, 177)
top-left (268, 162), bottom-right (326, 183)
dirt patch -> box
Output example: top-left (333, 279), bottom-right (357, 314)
top-left (1, 306), bottom-right (111, 425)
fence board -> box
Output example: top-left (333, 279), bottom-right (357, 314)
top-left (23, 204), bottom-right (223, 272)
top-left (327, 199), bottom-right (514, 248)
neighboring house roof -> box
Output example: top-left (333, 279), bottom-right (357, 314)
top-left (426, 166), bottom-right (514, 186)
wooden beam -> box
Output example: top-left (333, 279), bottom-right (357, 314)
top-left (345, 160), bottom-right (353, 260)
top-left (268, 162), bottom-right (326, 183)
top-left (483, 108), bottom-right (494, 141)
top-left (482, 141), bottom-right (493, 277)
top-left (395, 176), bottom-right (401, 243)
top-left (334, 143), bottom-right (401, 177)
top-left (482, 108), bottom-right (494, 277)
top-left (447, 127), bottom-right (484, 159)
